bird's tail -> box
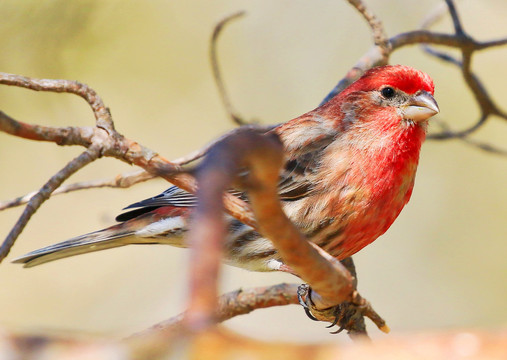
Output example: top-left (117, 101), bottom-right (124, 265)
top-left (12, 225), bottom-right (138, 268)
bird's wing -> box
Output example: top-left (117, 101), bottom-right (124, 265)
top-left (123, 186), bottom-right (198, 209)
top-left (277, 149), bottom-right (324, 201)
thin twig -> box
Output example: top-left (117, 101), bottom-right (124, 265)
top-left (346, 0), bottom-right (391, 62)
top-left (321, 0), bottom-right (391, 104)
top-left (444, 0), bottom-right (465, 35)
top-left (0, 124), bottom-right (276, 211)
top-left (0, 169), bottom-right (154, 211)
top-left (0, 72), bottom-right (114, 133)
top-left (210, 11), bottom-right (250, 126)
top-left (416, 0), bottom-right (507, 153)
top-left (130, 283), bottom-right (300, 338)
top-left (430, 118), bottom-right (507, 155)
top-left (0, 146), bottom-right (101, 263)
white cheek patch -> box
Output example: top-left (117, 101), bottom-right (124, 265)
top-left (136, 217), bottom-right (186, 237)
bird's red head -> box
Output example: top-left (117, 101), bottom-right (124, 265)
top-left (351, 65), bottom-right (435, 96)
top-left (328, 65), bottom-right (439, 130)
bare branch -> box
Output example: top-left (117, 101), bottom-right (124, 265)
top-left (0, 111), bottom-right (94, 146)
top-left (319, 2), bottom-right (507, 158)
top-left (429, 118), bottom-right (507, 155)
top-left (131, 283), bottom-right (300, 338)
top-left (444, 0), bottom-right (465, 35)
top-left (415, 1), bottom-right (507, 153)
top-left (3, 327), bottom-right (507, 359)
top-left (421, 45), bottom-right (461, 66)
top-left (0, 74), bottom-right (261, 260)
top-left (298, 256), bottom-right (388, 336)
top-left (476, 37), bottom-right (507, 50)
top-left (210, 11), bottom-right (250, 126)
top-left (0, 123), bottom-right (276, 211)
top-left (346, 0), bottom-right (391, 62)
top-left (321, 0), bottom-right (391, 104)
top-left (458, 137), bottom-right (507, 156)
top-left (0, 3), bottom-right (505, 350)
top-left (206, 2), bottom-right (507, 157)
top-left (0, 169), bottom-right (154, 211)
top-left (0, 146), bottom-right (101, 263)
top-left (0, 72), bottom-right (114, 133)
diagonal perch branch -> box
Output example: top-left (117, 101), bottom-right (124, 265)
top-left (184, 129), bottom-right (359, 332)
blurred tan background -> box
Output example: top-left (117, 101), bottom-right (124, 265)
top-left (0, 0), bottom-right (505, 343)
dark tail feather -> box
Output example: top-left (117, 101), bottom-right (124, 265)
top-left (12, 228), bottom-right (135, 268)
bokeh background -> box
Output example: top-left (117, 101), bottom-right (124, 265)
top-left (0, 0), bottom-right (505, 343)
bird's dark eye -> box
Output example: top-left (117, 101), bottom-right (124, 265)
top-left (381, 87), bottom-right (395, 99)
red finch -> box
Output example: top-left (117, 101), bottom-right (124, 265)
top-left (14, 65), bottom-right (438, 271)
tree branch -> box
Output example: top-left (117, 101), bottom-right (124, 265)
top-left (0, 73), bottom-right (260, 261)
top-left (0, 72), bottom-right (114, 133)
top-left (346, 0), bottom-right (391, 62)
top-left (413, 0), bottom-right (507, 155)
top-left (131, 283), bottom-right (300, 338)
top-left (0, 169), bottom-right (155, 211)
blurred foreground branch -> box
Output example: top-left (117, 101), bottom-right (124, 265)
top-left (2, 328), bottom-right (506, 359)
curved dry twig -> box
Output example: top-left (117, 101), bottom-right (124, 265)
top-left (444, 0), bottom-right (464, 35)
top-left (431, 118), bottom-right (507, 155)
top-left (210, 11), bottom-right (251, 126)
top-left (184, 130), bottom-right (286, 330)
top-left (0, 72), bottom-right (114, 133)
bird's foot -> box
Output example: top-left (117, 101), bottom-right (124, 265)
top-left (297, 284), bottom-right (389, 336)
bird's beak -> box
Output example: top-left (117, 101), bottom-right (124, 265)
top-left (403, 91), bottom-right (439, 122)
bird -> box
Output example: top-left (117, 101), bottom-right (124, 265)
top-left (13, 65), bottom-right (439, 272)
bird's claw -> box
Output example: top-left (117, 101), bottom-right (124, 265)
top-left (326, 300), bottom-right (365, 335)
top-left (298, 286), bottom-right (387, 336)
top-left (297, 284), bottom-right (319, 321)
